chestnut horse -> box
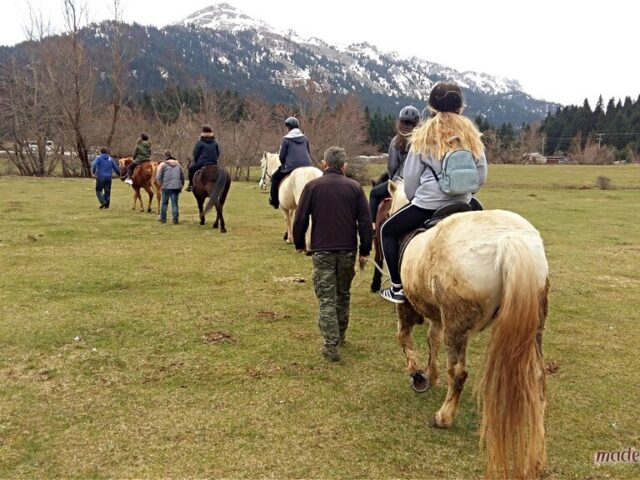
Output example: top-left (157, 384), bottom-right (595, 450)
top-left (192, 164), bottom-right (231, 232)
top-left (118, 158), bottom-right (161, 213)
top-left (259, 152), bottom-right (322, 243)
top-left (387, 179), bottom-right (549, 479)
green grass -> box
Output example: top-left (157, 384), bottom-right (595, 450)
top-left (1, 165), bottom-right (639, 479)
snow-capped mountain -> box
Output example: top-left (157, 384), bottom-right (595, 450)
top-left (173, 3), bottom-right (556, 124)
top-left (0, 2), bottom-right (558, 126)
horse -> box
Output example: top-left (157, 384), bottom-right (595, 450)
top-left (259, 152), bottom-right (322, 243)
top-left (192, 164), bottom-right (231, 232)
top-left (387, 179), bottom-right (549, 480)
top-left (118, 157), bottom-right (161, 213)
top-left (370, 171), bottom-right (391, 292)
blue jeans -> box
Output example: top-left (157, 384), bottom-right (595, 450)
top-left (160, 189), bottom-right (180, 223)
top-left (95, 178), bottom-right (112, 206)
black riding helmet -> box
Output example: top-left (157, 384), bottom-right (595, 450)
top-left (285, 116), bottom-right (300, 129)
top-left (399, 105), bottom-right (420, 124)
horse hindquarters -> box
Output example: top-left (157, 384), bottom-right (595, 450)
top-left (478, 237), bottom-right (547, 480)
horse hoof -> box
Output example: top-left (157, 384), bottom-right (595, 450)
top-left (410, 372), bottom-right (431, 393)
top-left (283, 231), bottom-right (288, 241)
top-left (221, 229), bottom-right (227, 233)
top-left (432, 412), bottom-right (451, 429)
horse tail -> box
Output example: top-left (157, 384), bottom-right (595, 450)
top-left (478, 236), bottom-right (547, 479)
top-left (203, 167), bottom-right (229, 215)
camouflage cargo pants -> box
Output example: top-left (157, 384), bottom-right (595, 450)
top-left (312, 251), bottom-right (357, 350)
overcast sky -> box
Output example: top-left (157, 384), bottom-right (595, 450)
top-left (2, 0), bottom-right (638, 107)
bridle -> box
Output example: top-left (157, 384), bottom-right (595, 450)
top-left (258, 166), bottom-right (271, 190)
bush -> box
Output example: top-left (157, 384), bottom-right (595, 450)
top-left (595, 176), bottom-right (613, 190)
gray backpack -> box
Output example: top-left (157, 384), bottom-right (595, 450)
top-left (427, 149), bottom-right (480, 195)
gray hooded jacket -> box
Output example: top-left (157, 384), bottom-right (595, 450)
top-left (156, 160), bottom-right (184, 190)
top-left (403, 150), bottom-right (487, 210)
top-left (279, 128), bottom-right (312, 172)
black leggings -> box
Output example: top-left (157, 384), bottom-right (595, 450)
top-left (380, 203), bottom-right (435, 286)
top-left (369, 181), bottom-right (390, 221)
top-left (269, 167), bottom-right (288, 206)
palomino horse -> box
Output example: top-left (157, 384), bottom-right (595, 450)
top-left (118, 158), bottom-right (161, 213)
top-left (192, 164), bottom-right (232, 232)
top-left (388, 180), bottom-right (549, 480)
top-left (259, 152), bottom-right (322, 243)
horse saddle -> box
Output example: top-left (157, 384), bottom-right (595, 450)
top-left (399, 198), bottom-right (484, 266)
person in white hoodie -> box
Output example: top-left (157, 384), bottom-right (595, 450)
top-left (268, 116), bottom-right (313, 209)
top-left (379, 83), bottom-right (488, 304)
top-left (156, 150), bottom-right (185, 224)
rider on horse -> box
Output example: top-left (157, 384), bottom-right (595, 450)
top-left (369, 105), bottom-right (420, 226)
top-left (187, 125), bottom-right (220, 192)
top-left (124, 133), bottom-right (151, 185)
top-left (379, 83), bottom-right (488, 304)
top-left (268, 116), bottom-right (312, 209)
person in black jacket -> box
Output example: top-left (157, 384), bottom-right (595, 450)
top-left (269, 116), bottom-right (312, 208)
top-left (293, 147), bottom-right (373, 362)
top-left (187, 125), bottom-right (220, 192)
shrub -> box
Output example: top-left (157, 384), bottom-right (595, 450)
top-left (595, 176), bottom-right (613, 190)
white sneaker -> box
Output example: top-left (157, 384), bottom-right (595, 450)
top-left (124, 178), bottom-right (133, 185)
top-left (380, 287), bottom-right (406, 304)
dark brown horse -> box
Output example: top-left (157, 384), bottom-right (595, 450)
top-left (118, 157), bottom-right (161, 213)
top-left (370, 172), bottom-right (391, 292)
top-left (192, 164), bottom-right (231, 232)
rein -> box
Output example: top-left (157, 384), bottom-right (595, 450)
top-left (259, 168), bottom-right (272, 190)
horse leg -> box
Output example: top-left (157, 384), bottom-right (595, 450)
top-left (217, 203), bottom-right (226, 233)
top-left (426, 319), bottom-right (444, 387)
top-left (397, 303), bottom-right (429, 392)
top-left (145, 185), bottom-right (153, 213)
top-left (135, 188), bottom-right (143, 211)
top-left (212, 198), bottom-right (220, 229)
top-left (281, 208), bottom-right (292, 244)
top-left (196, 196), bottom-right (205, 225)
top-left (433, 324), bottom-right (470, 428)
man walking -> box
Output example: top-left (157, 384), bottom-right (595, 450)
top-left (293, 147), bottom-right (373, 362)
top-left (156, 150), bottom-right (184, 224)
top-left (91, 147), bottom-right (120, 209)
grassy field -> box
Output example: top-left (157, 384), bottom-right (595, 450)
top-left (1, 165), bottom-right (639, 479)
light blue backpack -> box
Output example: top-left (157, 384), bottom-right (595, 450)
top-left (427, 149), bottom-right (480, 195)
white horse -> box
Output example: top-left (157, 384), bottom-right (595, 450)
top-left (388, 179), bottom-right (549, 479)
top-left (259, 152), bottom-right (322, 243)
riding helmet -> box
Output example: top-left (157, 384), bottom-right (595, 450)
top-left (428, 83), bottom-right (464, 113)
top-left (284, 116), bottom-right (300, 129)
top-left (398, 105), bottom-right (420, 124)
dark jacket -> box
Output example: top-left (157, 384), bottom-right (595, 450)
top-left (193, 136), bottom-right (220, 165)
top-left (133, 140), bottom-right (151, 163)
top-left (387, 135), bottom-right (409, 179)
top-left (279, 129), bottom-right (312, 173)
top-left (91, 153), bottom-right (120, 179)
top-left (293, 169), bottom-right (373, 255)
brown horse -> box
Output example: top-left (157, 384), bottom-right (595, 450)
top-left (118, 157), bottom-right (161, 213)
top-left (388, 179), bottom-right (549, 479)
top-left (192, 164), bottom-right (231, 232)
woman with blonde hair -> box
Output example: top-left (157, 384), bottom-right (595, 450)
top-left (380, 83), bottom-right (488, 303)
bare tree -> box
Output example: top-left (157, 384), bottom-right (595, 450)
top-left (104, 0), bottom-right (133, 151)
top-left (39, 0), bottom-right (96, 176)
top-left (0, 11), bottom-right (61, 176)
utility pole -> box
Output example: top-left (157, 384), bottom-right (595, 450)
top-left (541, 135), bottom-right (546, 155)
top-left (595, 133), bottom-right (604, 149)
